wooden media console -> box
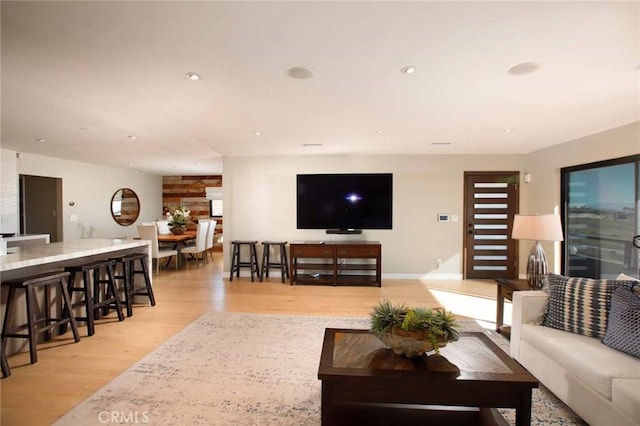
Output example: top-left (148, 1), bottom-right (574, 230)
top-left (289, 241), bottom-right (381, 287)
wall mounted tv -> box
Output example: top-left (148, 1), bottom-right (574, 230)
top-left (296, 173), bottom-right (393, 232)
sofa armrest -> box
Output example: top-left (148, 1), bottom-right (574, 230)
top-left (510, 290), bottom-right (549, 361)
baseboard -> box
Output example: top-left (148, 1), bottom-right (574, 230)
top-left (225, 271), bottom-right (464, 280)
top-left (383, 273), bottom-right (464, 280)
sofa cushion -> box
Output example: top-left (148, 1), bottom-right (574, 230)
top-left (543, 274), bottom-right (637, 339)
top-left (602, 286), bottom-right (640, 358)
top-left (521, 323), bottom-right (640, 401)
top-left (612, 378), bottom-right (640, 424)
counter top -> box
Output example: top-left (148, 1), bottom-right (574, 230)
top-left (0, 239), bottom-right (149, 272)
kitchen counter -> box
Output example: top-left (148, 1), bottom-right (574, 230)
top-left (1, 238), bottom-right (149, 274)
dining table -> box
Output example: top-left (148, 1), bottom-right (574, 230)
top-left (157, 230), bottom-right (196, 267)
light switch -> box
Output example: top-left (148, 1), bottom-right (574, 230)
top-left (69, 214), bottom-right (78, 222)
top-left (451, 215), bottom-right (459, 222)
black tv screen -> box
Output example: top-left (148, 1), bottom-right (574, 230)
top-left (296, 173), bottom-right (393, 230)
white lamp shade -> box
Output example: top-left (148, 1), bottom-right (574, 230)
top-left (512, 214), bottom-right (564, 242)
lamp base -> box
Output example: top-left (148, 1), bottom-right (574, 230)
top-left (527, 241), bottom-right (548, 290)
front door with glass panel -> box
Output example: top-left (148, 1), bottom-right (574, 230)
top-left (464, 172), bottom-right (519, 279)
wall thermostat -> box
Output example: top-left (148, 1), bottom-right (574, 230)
top-left (438, 213), bottom-right (450, 222)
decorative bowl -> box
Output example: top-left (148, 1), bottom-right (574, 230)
top-left (374, 330), bottom-right (448, 358)
top-left (170, 225), bottom-right (187, 235)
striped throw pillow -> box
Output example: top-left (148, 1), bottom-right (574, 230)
top-left (543, 274), bottom-right (637, 339)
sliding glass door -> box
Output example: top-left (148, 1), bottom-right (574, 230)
top-left (561, 155), bottom-right (640, 279)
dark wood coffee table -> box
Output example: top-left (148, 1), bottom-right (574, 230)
top-left (318, 329), bottom-right (538, 426)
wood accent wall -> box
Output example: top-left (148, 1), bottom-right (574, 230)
top-left (118, 189), bottom-right (140, 226)
top-left (162, 176), bottom-right (223, 239)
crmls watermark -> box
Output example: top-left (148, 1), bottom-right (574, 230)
top-left (98, 411), bottom-right (150, 424)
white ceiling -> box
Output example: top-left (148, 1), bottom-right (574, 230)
top-left (1, 1), bottom-right (639, 176)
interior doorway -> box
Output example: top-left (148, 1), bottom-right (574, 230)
top-left (19, 174), bottom-right (63, 242)
top-left (463, 171), bottom-right (519, 279)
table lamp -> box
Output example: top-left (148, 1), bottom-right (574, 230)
top-left (512, 214), bottom-right (564, 289)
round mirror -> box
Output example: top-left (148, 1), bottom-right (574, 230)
top-left (110, 188), bottom-right (140, 226)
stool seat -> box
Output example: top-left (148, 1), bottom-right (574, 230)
top-left (109, 253), bottom-right (155, 317)
top-left (260, 241), bottom-right (289, 283)
top-left (64, 259), bottom-right (124, 336)
top-left (2, 271), bottom-right (80, 365)
top-left (230, 241), bottom-right (259, 282)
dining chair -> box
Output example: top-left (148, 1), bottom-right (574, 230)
top-left (137, 225), bottom-right (178, 274)
top-left (181, 221), bottom-right (209, 267)
top-left (204, 220), bottom-right (217, 262)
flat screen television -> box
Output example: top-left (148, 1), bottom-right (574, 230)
top-left (296, 173), bottom-right (393, 231)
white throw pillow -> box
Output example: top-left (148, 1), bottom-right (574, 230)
top-left (155, 220), bottom-right (171, 235)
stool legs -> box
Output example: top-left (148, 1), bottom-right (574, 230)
top-left (64, 262), bottom-right (124, 336)
top-left (230, 243), bottom-right (240, 281)
top-left (250, 244), bottom-right (259, 282)
top-left (280, 244), bottom-right (289, 282)
top-left (93, 265), bottom-right (124, 322)
top-left (67, 269), bottom-right (97, 336)
top-left (2, 273), bottom-right (80, 365)
top-left (260, 243), bottom-right (289, 283)
top-left (1, 337), bottom-right (10, 378)
top-left (230, 241), bottom-right (259, 282)
top-left (260, 246), bottom-right (270, 281)
top-left (128, 256), bottom-right (156, 316)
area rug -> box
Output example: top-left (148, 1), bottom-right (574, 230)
top-left (54, 312), bottom-right (585, 425)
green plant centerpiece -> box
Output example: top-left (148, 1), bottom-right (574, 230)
top-left (370, 300), bottom-right (460, 357)
top-left (166, 205), bottom-right (191, 234)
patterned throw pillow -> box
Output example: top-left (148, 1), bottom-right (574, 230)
top-left (602, 286), bottom-right (640, 358)
top-left (543, 274), bottom-right (637, 339)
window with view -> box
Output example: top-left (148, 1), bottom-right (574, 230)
top-left (561, 155), bottom-right (640, 279)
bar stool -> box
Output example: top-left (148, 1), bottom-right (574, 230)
top-left (110, 253), bottom-right (156, 317)
top-left (230, 241), bottom-right (259, 282)
top-left (64, 259), bottom-right (124, 336)
top-left (1, 337), bottom-right (10, 378)
top-left (1, 271), bottom-right (80, 365)
top-left (260, 241), bottom-right (289, 283)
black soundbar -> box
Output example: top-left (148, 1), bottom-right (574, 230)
top-left (325, 229), bottom-right (363, 235)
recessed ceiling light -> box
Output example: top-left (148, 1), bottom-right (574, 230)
top-left (400, 66), bottom-right (417, 74)
top-left (303, 143), bottom-right (323, 147)
top-left (185, 72), bottom-right (201, 81)
top-left (503, 128), bottom-right (514, 133)
top-left (287, 67), bottom-right (314, 80)
top-left (36, 138), bottom-right (46, 142)
top-left (128, 163), bottom-right (134, 167)
top-left (508, 62), bottom-right (539, 76)
top-left (127, 135), bottom-right (137, 140)
top-left (255, 131), bottom-right (262, 136)
top-left (80, 127), bottom-right (91, 131)
top-left (430, 142), bottom-right (451, 146)
top-left (377, 130), bottom-right (384, 134)
top-left (195, 161), bottom-right (201, 165)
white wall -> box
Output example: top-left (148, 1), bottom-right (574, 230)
top-left (522, 121), bottom-right (640, 274)
top-left (0, 149), bottom-right (163, 240)
top-left (223, 154), bottom-right (525, 277)
top-left (0, 150), bottom-right (19, 234)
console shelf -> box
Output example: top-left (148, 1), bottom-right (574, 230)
top-left (290, 241), bottom-right (381, 287)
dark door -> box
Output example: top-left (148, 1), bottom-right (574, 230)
top-left (20, 174), bottom-right (63, 242)
top-left (464, 171), bottom-right (519, 279)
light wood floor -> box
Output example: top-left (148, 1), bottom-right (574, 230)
top-left (0, 253), bottom-right (499, 425)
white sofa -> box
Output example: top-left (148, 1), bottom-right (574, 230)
top-left (510, 291), bottom-right (640, 426)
